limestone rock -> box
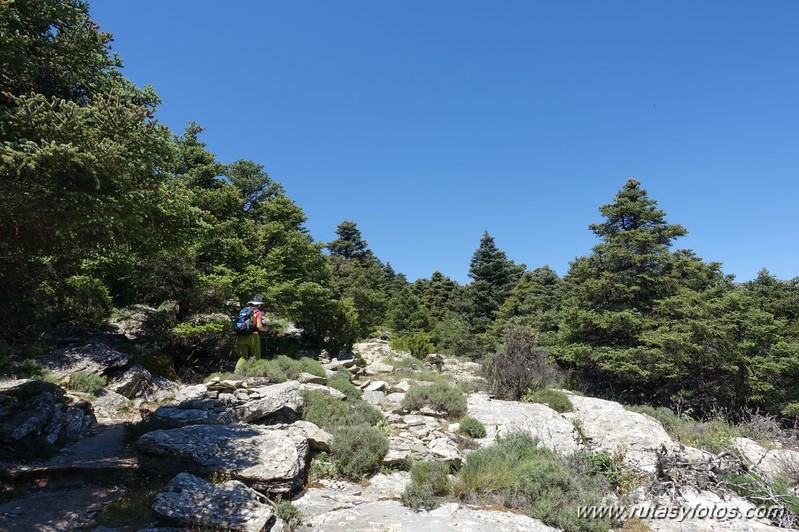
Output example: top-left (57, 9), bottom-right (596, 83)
top-left (152, 472), bottom-right (273, 532)
top-left (362, 390), bottom-right (386, 407)
top-left (107, 364), bottom-right (178, 402)
top-left (388, 380), bottom-right (411, 393)
top-left (297, 372), bottom-right (327, 385)
top-left (733, 437), bottom-right (799, 482)
top-left (564, 392), bottom-right (674, 471)
top-left (0, 379), bottom-right (94, 446)
top-left (466, 392), bottom-right (580, 455)
top-left (138, 424), bottom-right (309, 493)
top-left (294, 475), bottom-right (557, 531)
top-left (91, 389), bottom-right (135, 423)
top-left (36, 342), bottom-right (130, 380)
top-left (152, 380), bottom-right (346, 428)
top-left (365, 362), bottom-right (394, 375)
top-left (364, 380), bottom-right (387, 392)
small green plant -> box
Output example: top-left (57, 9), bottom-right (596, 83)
top-left (401, 381), bottom-right (467, 418)
top-left (276, 354), bottom-right (326, 379)
top-left (401, 482), bottom-right (437, 511)
top-left (274, 495), bottom-right (301, 529)
top-left (388, 355), bottom-right (425, 369)
top-left (331, 424), bottom-right (389, 479)
top-left (209, 470), bottom-right (233, 484)
top-left (233, 359), bottom-right (287, 382)
top-left (327, 370), bottom-right (361, 399)
top-left (452, 432), bottom-right (611, 531)
top-left (300, 390), bottom-right (383, 432)
top-left (458, 416), bottom-right (487, 439)
top-left (65, 371), bottom-right (107, 395)
top-left (390, 332), bottom-right (435, 357)
top-left (523, 389), bottom-right (573, 413)
top-left (309, 451), bottom-right (337, 480)
top-left (576, 448), bottom-right (639, 494)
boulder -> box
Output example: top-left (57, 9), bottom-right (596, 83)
top-left (91, 390), bottom-right (136, 423)
top-left (564, 392), bottom-right (674, 472)
top-left (294, 475), bottom-right (557, 531)
top-left (388, 380), bottom-right (411, 393)
top-left (0, 379), bottom-right (94, 446)
top-left (365, 362), bottom-right (394, 375)
top-left (152, 380), bottom-right (346, 428)
top-left (36, 342), bottom-right (130, 380)
top-left (733, 437), bottom-right (799, 482)
top-left (466, 392), bottom-right (580, 455)
top-left (107, 364), bottom-right (179, 402)
top-left (297, 372), bottom-right (327, 385)
top-left (364, 380), bottom-right (387, 392)
top-left (362, 390), bottom-right (386, 407)
top-left (152, 472), bottom-right (274, 532)
top-left (138, 424), bottom-right (309, 493)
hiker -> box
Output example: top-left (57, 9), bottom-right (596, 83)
top-left (234, 296), bottom-right (268, 372)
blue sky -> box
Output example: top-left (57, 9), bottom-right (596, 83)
top-left (91, 1), bottom-right (798, 284)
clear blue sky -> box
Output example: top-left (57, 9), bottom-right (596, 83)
top-left (91, 1), bottom-right (798, 284)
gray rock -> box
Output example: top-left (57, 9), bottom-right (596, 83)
top-left (138, 424), bottom-right (309, 493)
top-left (91, 390), bottom-right (133, 422)
top-left (153, 380), bottom-right (347, 428)
top-left (362, 390), bottom-right (385, 406)
top-left (269, 420), bottom-right (332, 452)
top-left (466, 392), bottom-right (580, 455)
top-left (107, 365), bottom-right (179, 402)
top-left (297, 372), bottom-right (327, 385)
top-left (152, 472), bottom-right (273, 532)
top-left (388, 380), bottom-right (411, 393)
top-left (0, 379), bottom-right (94, 445)
top-left (564, 392), bottom-right (674, 471)
top-left (36, 342), bottom-right (130, 379)
top-left (365, 362), bottom-right (394, 375)
top-left (733, 437), bottom-right (799, 483)
top-left (364, 380), bottom-right (387, 392)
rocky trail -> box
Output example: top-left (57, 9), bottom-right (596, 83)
top-left (1, 339), bottom-right (798, 531)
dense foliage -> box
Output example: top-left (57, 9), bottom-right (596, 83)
top-left (2, 0), bottom-right (798, 423)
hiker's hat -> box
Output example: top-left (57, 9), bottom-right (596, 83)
top-left (249, 296), bottom-right (265, 306)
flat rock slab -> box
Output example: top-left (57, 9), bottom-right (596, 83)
top-left (467, 392), bottom-right (580, 455)
top-left (36, 342), bottom-right (130, 379)
top-left (152, 472), bottom-right (274, 532)
top-left (564, 392), bottom-right (673, 471)
top-left (733, 437), bottom-right (799, 483)
top-left (138, 424), bottom-right (309, 493)
top-left (152, 380), bottom-right (346, 428)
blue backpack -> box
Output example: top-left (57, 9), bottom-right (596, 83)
top-left (234, 307), bottom-right (256, 335)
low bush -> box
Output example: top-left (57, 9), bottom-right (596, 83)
top-left (276, 354), bottom-right (326, 379)
top-left (390, 332), bottom-right (435, 358)
top-left (626, 405), bottom-right (743, 454)
top-left (458, 416), bottom-right (487, 439)
top-left (65, 371), bottom-right (107, 395)
top-left (523, 389), bottom-right (574, 413)
top-left (453, 432), bottom-right (611, 532)
top-left (331, 424), bottom-right (389, 479)
top-left (61, 275), bottom-right (113, 332)
top-left (274, 496), bottom-right (301, 529)
top-left (401, 382), bottom-right (467, 418)
top-left (388, 356), bottom-right (425, 369)
top-left (327, 370), bottom-right (361, 400)
top-left (300, 390), bottom-right (382, 432)
top-left (401, 460), bottom-right (450, 511)
top-left (233, 359), bottom-right (287, 382)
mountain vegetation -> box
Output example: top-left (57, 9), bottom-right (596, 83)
top-left (2, 0), bottom-right (799, 426)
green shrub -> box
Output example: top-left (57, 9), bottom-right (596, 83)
top-left (401, 482), bottom-right (438, 511)
top-left (390, 332), bottom-right (435, 358)
top-left (328, 373), bottom-right (361, 400)
top-left (234, 359), bottom-right (287, 382)
top-left (274, 496), bottom-right (301, 529)
top-left (625, 405), bottom-right (743, 454)
top-left (453, 432), bottom-right (611, 532)
top-left (276, 354), bottom-right (326, 379)
top-left (388, 356), bottom-right (425, 369)
top-left (401, 382), bottom-right (467, 418)
top-left (65, 371), bottom-right (107, 395)
top-left (331, 424), bottom-right (389, 479)
top-left (61, 275), bottom-right (113, 331)
top-left (458, 416), bottom-right (487, 438)
top-left (301, 390), bottom-right (382, 432)
top-left (523, 389), bottom-right (574, 413)
top-left (409, 460), bottom-right (450, 495)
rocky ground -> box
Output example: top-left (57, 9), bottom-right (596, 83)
top-left (1, 338), bottom-right (798, 531)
